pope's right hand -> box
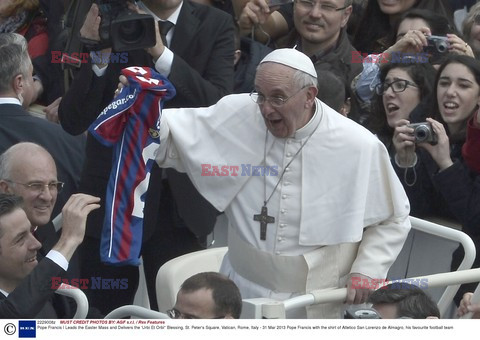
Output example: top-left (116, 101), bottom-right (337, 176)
top-left (114, 75), bottom-right (129, 98)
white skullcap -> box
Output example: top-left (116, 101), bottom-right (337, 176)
top-left (259, 48), bottom-right (317, 78)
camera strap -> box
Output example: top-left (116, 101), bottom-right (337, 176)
top-left (62, 0), bottom-right (93, 72)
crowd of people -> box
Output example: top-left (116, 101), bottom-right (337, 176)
top-left (1, 0), bottom-right (480, 320)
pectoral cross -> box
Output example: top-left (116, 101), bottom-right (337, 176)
top-left (253, 204), bottom-right (275, 241)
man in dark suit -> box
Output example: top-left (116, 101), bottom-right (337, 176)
top-left (0, 33), bottom-right (86, 219)
top-left (58, 0), bottom-right (234, 313)
top-left (0, 193), bottom-right (100, 318)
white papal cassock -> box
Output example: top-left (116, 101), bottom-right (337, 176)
top-left (156, 94), bottom-right (411, 318)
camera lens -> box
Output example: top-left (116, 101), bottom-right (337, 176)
top-left (119, 21), bottom-right (145, 44)
top-left (436, 41), bottom-right (448, 53)
top-left (414, 126), bottom-right (429, 142)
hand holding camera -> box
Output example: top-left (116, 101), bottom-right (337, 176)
top-left (392, 119), bottom-right (417, 167)
top-left (407, 122), bottom-right (438, 145)
top-left (80, 3), bottom-right (102, 43)
top-left (423, 35), bottom-right (449, 57)
top-left (385, 27), bottom-right (430, 59)
top-left (80, 1), bottom-right (156, 52)
top-left (394, 118), bottom-right (453, 171)
top-left (415, 118), bottom-right (453, 171)
top-left (422, 34), bottom-right (475, 60)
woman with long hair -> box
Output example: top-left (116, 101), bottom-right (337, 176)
top-left (370, 60), bottom-right (436, 152)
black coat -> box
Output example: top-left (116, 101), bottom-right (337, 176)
top-left (0, 258), bottom-right (73, 318)
top-left (58, 0), bottom-right (234, 241)
top-left (0, 103), bottom-right (86, 218)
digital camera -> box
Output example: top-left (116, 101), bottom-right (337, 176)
top-left (408, 122), bottom-right (438, 145)
top-left (96, 0), bottom-right (156, 51)
top-left (344, 307), bottom-right (381, 319)
top-left (424, 35), bottom-right (449, 56)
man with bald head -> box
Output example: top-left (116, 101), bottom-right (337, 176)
top-left (0, 143), bottom-right (66, 259)
top-left (0, 143), bottom-right (59, 227)
top-left (139, 48), bottom-right (411, 318)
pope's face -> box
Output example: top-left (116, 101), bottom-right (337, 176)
top-left (254, 63), bottom-right (317, 138)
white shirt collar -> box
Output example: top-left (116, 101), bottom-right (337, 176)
top-left (0, 97), bottom-right (21, 106)
top-left (0, 287), bottom-right (9, 297)
top-left (293, 98), bottom-right (323, 140)
top-left (137, 1), bottom-right (183, 25)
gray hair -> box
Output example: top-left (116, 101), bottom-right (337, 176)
top-left (0, 150), bottom-right (12, 182)
top-left (292, 69), bottom-right (318, 90)
top-left (0, 33), bottom-right (31, 94)
top-left (256, 62), bottom-right (318, 90)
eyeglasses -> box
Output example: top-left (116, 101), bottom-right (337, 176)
top-left (375, 79), bottom-right (419, 96)
top-left (167, 308), bottom-right (225, 319)
top-left (4, 180), bottom-right (64, 194)
top-left (250, 86), bottom-right (307, 107)
top-left (295, 0), bottom-right (350, 12)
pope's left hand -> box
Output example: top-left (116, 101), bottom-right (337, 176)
top-left (346, 273), bottom-right (375, 305)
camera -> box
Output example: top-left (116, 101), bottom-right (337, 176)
top-left (424, 35), bottom-right (449, 56)
top-left (95, 0), bottom-right (156, 51)
top-left (408, 122), bottom-right (438, 145)
top-left (344, 307), bottom-right (381, 319)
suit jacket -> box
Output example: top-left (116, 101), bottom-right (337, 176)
top-left (59, 0), bottom-right (234, 240)
top-left (34, 221), bottom-right (81, 280)
top-left (0, 104), bottom-right (86, 218)
top-left (0, 258), bottom-right (73, 318)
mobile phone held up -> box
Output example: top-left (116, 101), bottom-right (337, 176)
top-left (268, 0), bottom-right (293, 7)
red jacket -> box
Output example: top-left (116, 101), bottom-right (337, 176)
top-left (462, 113), bottom-right (480, 173)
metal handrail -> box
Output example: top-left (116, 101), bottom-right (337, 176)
top-left (408, 216), bottom-right (476, 315)
top-left (243, 216), bottom-right (478, 319)
top-left (55, 283), bottom-right (89, 318)
top-left (251, 268), bottom-right (480, 318)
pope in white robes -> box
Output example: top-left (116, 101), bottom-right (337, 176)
top-left (152, 49), bottom-right (411, 318)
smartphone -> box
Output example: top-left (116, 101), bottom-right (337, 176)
top-left (268, 0), bottom-right (293, 7)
